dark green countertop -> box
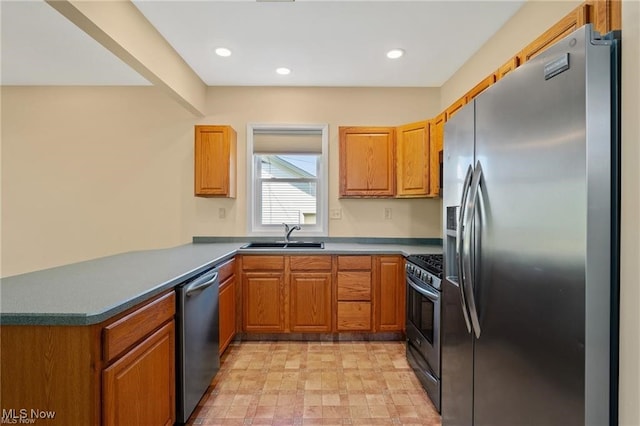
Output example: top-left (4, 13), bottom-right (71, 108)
top-left (0, 240), bottom-right (441, 326)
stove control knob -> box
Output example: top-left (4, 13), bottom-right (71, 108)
top-left (428, 276), bottom-right (433, 284)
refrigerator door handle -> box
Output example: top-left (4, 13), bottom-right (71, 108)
top-left (455, 164), bottom-right (474, 334)
top-left (462, 161), bottom-right (483, 338)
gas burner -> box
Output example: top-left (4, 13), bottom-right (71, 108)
top-left (406, 254), bottom-right (443, 278)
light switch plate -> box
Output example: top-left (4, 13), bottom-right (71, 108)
top-left (218, 208), bottom-right (226, 219)
top-left (330, 208), bottom-right (342, 220)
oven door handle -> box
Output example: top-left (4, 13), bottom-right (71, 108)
top-left (462, 161), bottom-right (483, 338)
top-left (407, 277), bottom-right (439, 302)
top-left (455, 164), bottom-right (474, 333)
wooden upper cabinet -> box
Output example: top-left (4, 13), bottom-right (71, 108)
top-left (339, 127), bottom-right (395, 197)
top-left (465, 74), bottom-right (497, 102)
top-left (445, 97), bottom-right (466, 121)
top-left (496, 57), bottom-right (520, 81)
top-left (194, 125), bottom-right (237, 197)
top-left (429, 113), bottom-right (445, 197)
top-left (518, 4), bottom-right (590, 64)
top-left (396, 120), bottom-right (430, 198)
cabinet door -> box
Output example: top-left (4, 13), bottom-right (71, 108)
top-left (396, 120), bottom-right (430, 198)
top-left (194, 125), bottom-right (237, 197)
top-left (219, 275), bottom-right (236, 354)
top-left (445, 97), bottom-right (466, 121)
top-left (496, 57), bottom-right (519, 81)
top-left (103, 321), bottom-right (175, 426)
top-left (242, 272), bottom-right (285, 332)
top-left (465, 74), bottom-right (496, 102)
top-left (290, 272), bottom-right (332, 332)
top-left (429, 113), bottom-right (445, 197)
top-left (339, 127), bottom-right (395, 197)
top-left (518, 4), bottom-right (588, 64)
top-left (375, 256), bottom-right (405, 332)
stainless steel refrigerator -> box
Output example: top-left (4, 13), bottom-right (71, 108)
top-left (441, 24), bottom-right (620, 426)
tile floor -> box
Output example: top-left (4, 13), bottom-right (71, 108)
top-left (187, 341), bottom-right (441, 425)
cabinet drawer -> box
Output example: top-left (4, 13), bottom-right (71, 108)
top-left (337, 302), bottom-right (372, 331)
top-left (337, 271), bottom-right (371, 300)
top-left (103, 292), bottom-right (175, 363)
top-left (218, 258), bottom-right (236, 282)
top-left (290, 255), bottom-right (332, 271)
top-left (337, 256), bottom-right (371, 270)
top-left (241, 255), bottom-right (284, 270)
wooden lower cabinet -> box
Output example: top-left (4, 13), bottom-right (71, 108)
top-left (336, 255), bottom-right (373, 332)
top-left (337, 302), bottom-right (372, 331)
top-left (219, 274), bottom-right (237, 354)
top-left (0, 291), bottom-right (175, 426)
top-left (242, 272), bottom-right (285, 332)
top-left (375, 256), bottom-right (405, 332)
top-left (290, 272), bottom-right (332, 332)
top-left (218, 258), bottom-right (237, 354)
top-left (239, 254), bottom-right (406, 335)
top-left (0, 325), bottom-right (100, 425)
top-left (103, 321), bottom-right (175, 426)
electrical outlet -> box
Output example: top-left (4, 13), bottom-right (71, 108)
top-left (218, 208), bottom-right (226, 219)
top-left (384, 207), bottom-right (392, 220)
top-left (330, 208), bottom-right (342, 220)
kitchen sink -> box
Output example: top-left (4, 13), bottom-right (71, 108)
top-left (240, 241), bottom-right (324, 249)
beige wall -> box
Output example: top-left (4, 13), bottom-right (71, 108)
top-left (440, 1), bottom-right (640, 424)
top-left (185, 86), bottom-right (442, 240)
top-left (1, 87), bottom-right (194, 276)
top-left (619, 2), bottom-right (640, 424)
top-left (1, 86), bottom-right (442, 277)
top-left (441, 0), bottom-right (581, 108)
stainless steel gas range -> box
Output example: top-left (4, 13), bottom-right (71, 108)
top-left (405, 254), bottom-right (443, 412)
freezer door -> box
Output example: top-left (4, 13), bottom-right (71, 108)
top-left (472, 25), bottom-right (612, 426)
top-left (441, 102), bottom-right (475, 426)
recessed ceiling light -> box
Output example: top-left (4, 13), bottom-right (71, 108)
top-left (386, 49), bottom-right (405, 59)
top-left (215, 47), bottom-right (232, 57)
top-left (276, 67), bottom-right (291, 75)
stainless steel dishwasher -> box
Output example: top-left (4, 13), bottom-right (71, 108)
top-left (176, 267), bottom-right (220, 424)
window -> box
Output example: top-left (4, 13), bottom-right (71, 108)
top-left (247, 124), bottom-right (329, 236)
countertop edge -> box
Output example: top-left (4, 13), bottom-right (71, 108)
top-left (0, 251), bottom-right (238, 326)
top-left (1, 243), bottom-right (439, 326)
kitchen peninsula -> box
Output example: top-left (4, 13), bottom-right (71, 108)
top-left (0, 238), bottom-right (439, 425)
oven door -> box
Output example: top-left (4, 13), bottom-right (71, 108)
top-left (406, 274), bottom-right (441, 375)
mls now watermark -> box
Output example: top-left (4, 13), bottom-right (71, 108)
top-left (2, 409), bottom-right (56, 424)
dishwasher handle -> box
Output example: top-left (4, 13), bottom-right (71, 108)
top-left (185, 271), bottom-right (218, 297)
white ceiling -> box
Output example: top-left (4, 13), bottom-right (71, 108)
top-left (1, 0), bottom-right (526, 88)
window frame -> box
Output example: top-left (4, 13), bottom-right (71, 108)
top-left (246, 123), bottom-right (329, 237)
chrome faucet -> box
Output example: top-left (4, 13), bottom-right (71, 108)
top-left (283, 223), bottom-right (301, 243)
